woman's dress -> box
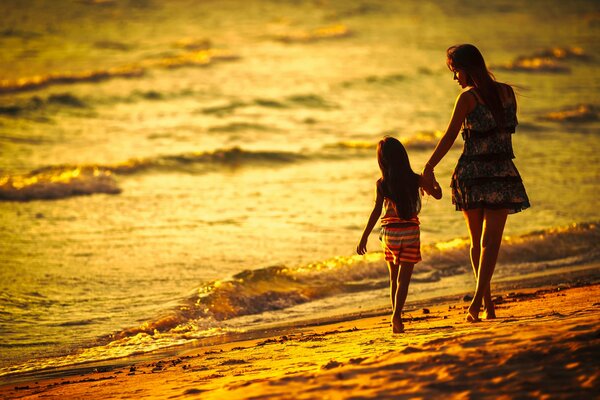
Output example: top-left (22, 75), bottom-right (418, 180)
top-left (450, 89), bottom-right (530, 213)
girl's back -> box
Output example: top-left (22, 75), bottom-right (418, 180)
top-left (377, 177), bottom-right (420, 226)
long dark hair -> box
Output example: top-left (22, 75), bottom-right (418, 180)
top-left (447, 44), bottom-right (506, 129)
top-left (377, 136), bottom-right (421, 219)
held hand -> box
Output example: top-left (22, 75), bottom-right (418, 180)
top-left (420, 168), bottom-right (442, 200)
top-left (431, 179), bottom-right (443, 199)
top-left (421, 165), bottom-right (435, 187)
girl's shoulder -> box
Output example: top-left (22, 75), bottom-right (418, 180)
top-left (376, 177), bottom-right (385, 195)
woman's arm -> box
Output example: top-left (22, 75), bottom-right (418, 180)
top-left (357, 189), bottom-right (384, 255)
top-left (422, 91), bottom-right (474, 182)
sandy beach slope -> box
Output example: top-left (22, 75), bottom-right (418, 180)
top-left (2, 283), bottom-right (599, 399)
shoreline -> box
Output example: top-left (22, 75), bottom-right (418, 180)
top-left (2, 262), bottom-right (598, 385)
top-left (2, 279), bottom-right (599, 399)
top-left (2, 265), bottom-right (599, 383)
top-left (2, 223), bottom-right (597, 383)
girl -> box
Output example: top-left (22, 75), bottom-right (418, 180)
top-left (357, 136), bottom-right (441, 334)
top-left (421, 44), bottom-right (530, 322)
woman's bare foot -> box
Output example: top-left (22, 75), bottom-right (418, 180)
top-left (466, 306), bottom-right (480, 323)
top-left (392, 317), bottom-right (404, 333)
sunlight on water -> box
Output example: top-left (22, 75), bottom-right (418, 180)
top-left (272, 23), bottom-right (352, 43)
top-left (0, 0), bottom-right (599, 379)
top-left (434, 237), bottom-right (469, 251)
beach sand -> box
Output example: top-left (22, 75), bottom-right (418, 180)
top-left (2, 283), bottom-right (598, 399)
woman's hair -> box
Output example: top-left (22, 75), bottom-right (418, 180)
top-left (446, 44), bottom-right (506, 129)
top-left (377, 136), bottom-right (421, 219)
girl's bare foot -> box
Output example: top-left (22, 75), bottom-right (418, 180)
top-left (392, 317), bottom-right (404, 333)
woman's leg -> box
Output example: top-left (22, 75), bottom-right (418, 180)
top-left (463, 209), bottom-right (494, 318)
top-left (391, 262), bottom-right (414, 333)
top-left (468, 208), bottom-right (509, 319)
top-left (387, 261), bottom-right (399, 311)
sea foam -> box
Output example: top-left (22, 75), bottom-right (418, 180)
top-left (0, 167), bottom-right (121, 201)
top-left (110, 222), bottom-right (599, 338)
top-left (1, 222), bottom-right (597, 378)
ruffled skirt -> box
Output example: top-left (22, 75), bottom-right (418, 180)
top-left (451, 156), bottom-right (530, 214)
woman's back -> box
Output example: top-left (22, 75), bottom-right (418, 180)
top-left (461, 84), bottom-right (518, 160)
top-left (463, 83), bottom-right (517, 133)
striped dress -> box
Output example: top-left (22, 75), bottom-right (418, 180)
top-left (377, 180), bottom-right (421, 265)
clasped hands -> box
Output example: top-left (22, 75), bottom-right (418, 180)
top-left (420, 164), bottom-right (442, 199)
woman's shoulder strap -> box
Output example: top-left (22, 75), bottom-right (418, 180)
top-left (466, 89), bottom-right (484, 104)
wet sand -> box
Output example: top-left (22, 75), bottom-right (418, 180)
top-left (2, 283), bottom-right (598, 399)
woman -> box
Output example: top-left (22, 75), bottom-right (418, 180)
top-left (422, 44), bottom-right (530, 322)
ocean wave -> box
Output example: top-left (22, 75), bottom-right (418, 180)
top-left (0, 128), bottom-right (454, 202)
top-left (109, 253), bottom-right (389, 340)
top-left (199, 101), bottom-right (246, 116)
top-left (270, 24), bottom-right (352, 43)
top-left (340, 73), bottom-right (406, 88)
top-left (324, 4), bottom-right (382, 20)
top-left (541, 104), bottom-right (598, 123)
top-left (80, 0), bottom-right (117, 5)
top-left (207, 122), bottom-right (277, 133)
top-left (149, 49), bottom-right (238, 69)
top-left (325, 140), bottom-right (377, 150)
top-left (494, 46), bottom-right (592, 73)
top-left (93, 40), bottom-right (134, 51)
top-left (286, 94), bottom-right (336, 109)
top-left (1, 133), bottom-right (447, 202)
top-left (57, 319), bottom-right (98, 327)
top-left (325, 131), bottom-right (443, 152)
top-left (400, 130), bottom-right (443, 150)
top-left (108, 147), bottom-right (305, 175)
top-left (499, 223), bottom-right (600, 264)
top-left (0, 66), bottom-right (145, 95)
top-left (173, 37), bottom-right (211, 51)
top-left (199, 94), bottom-right (335, 116)
top-left (0, 167), bottom-right (121, 201)
top-left (2, 223), bottom-right (597, 377)
top-left (110, 222), bottom-right (599, 339)
top-left (0, 341), bottom-right (59, 348)
top-left (0, 89), bottom-right (206, 121)
top-left (0, 28), bottom-right (41, 39)
top-left (0, 49), bottom-right (238, 94)
top-left (0, 93), bottom-right (87, 118)
top-left (0, 148), bottom-right (304, 201)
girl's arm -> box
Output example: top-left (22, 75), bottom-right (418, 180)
top-left (357, 189), bottom-right (384, 255)
top-left (422, 91), bottom-right (474, 183)
top-left (419, 175), bottom-right (442, 199)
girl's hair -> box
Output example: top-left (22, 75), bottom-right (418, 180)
top-left (446, 44), bottom-right (506, 129)
top-left (377, 136), bottom-right (421, 219)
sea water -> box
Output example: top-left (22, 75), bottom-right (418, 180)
top-left (0, 0), bottom-right (599, 378)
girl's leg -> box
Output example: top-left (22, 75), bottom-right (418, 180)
top-left (387, 261), bottom-right (399, 311)
top-left (463, 209), bottom-right (494, 318)
top-left (468, 208), bottom-right (509, 320)
top-left (391, 262), bottom-right (414, 333)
